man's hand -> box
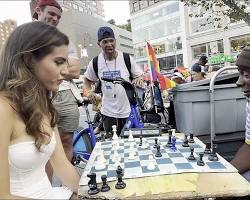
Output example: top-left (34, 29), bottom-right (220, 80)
top-left (132, 75), bottom-right (144, 88)
top-left (87, 91), bottom-right (101, 105)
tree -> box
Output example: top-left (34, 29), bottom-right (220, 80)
top-left (117, 19), bottom-right (132, 32)
top-left (181, 0), bottom-right (250, 28)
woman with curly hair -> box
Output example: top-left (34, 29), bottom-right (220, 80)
top-left (0, 21), bottom-right (79, 199)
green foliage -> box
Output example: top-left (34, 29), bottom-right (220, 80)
top-left (181, 0), bottom-right (250, 28)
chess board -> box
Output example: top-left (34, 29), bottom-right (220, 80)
top-left (79, 135), bottom-right (237, 186)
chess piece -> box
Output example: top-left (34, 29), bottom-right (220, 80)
top-left (87, 173), bottom-right (100, 195)
top-left (208, 144), bottom-right (219, 161)
top-left (155, 144), bottom-right (162, 157)
top-left (101, 175), bottom-right (110, 192)
top-left (139, 135), bottom-right (143, 146)
top-left (129, 143), bottom-right (136, 156)
top-left (182, 134), bottom-right (189, 147)
top-left (115, 165), bottom-right (126, 189)
top-left (166, 131), bottom-right (172, 147)
top-left (112, 125), bottom-right (118, 140)
top-left (188, 133), bottom-right (194, 143)
top-left (197, 152), bottom-right (205, 166)
top-left (170, 136), bottom-right (177, 151)
top-left (204, 142), bottom-right (211, 154)
top-left (95, 150), bottom-right (106, 170)
top-left (112, 149), bottom-right (121, 163)
top-left (140, 138), bottom-right (148, 149)
top-left (188, 147), bottom-right (196, 161)
top-left (128, 130), bottom-right (134, 142)
top-left (172, 129), bottom-right (176, 135)
top-left (100, 132), bottom-right (105, 142)
top-left (147, 155), bottom-right (156, 170)
top-left (128, 151), bottom-right (136, 160)
top-left (153, 138), bottom-right (158, 148)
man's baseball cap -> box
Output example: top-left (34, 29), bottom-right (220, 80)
top-left (236, 45), bottom-right (250, 68)
top-left (33, 0), bottom-right (62, 19)
top-left (97, 26), bottom-right (115, 42)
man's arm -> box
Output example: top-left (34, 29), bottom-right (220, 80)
top-left (230, 143), bottom-right (250, 173)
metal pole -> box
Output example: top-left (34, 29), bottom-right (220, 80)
top-left (209, 66), bottom-right (238, 148)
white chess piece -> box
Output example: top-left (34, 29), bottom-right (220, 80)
top-left (112, 149), bottom-right (121, 162)
top-left (95, 150), bottom-right (106, 170)
top-left (140, 138), bottom-right (148, 149)
top-left (147, 155), bottom-right (156, 170)
top-left (128, 130), bottom-right (134, 142)
top-left (172, 129), bottom-right (176, 136)
top-left (128, 151), bottom-right (135, 160)
top-left (112, 125), bottom-right (118, 140)
top-left (95, 142), bottom-right (102, 155)
top-left (129, 143), bottom-right (136, 156)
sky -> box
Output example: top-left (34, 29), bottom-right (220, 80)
top-left (0, 1), bottom-right (130, 26)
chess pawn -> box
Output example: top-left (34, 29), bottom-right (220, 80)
top-left (112, 125), bottom-right (118, 140)
top-left (101, 175), bottom-right (110, 192)
top-left (112, 150), bottom-right (121, 163)
top-left (147, 155), bottom-right (156, 170)
top-left (129, 143), bottom-right (136, 156)
top-left (188, 133), bottom-right (194, 143)
top-left (140, 138), bottom-right (148, 149)
top-left (172, 129), bottom-right (176, 136)
top-left (128, 151), bottom-right (135, 160)
top-left (197, 152), bottom-right (205, 166)
top-left (208, 144), bottom-right (219, 161)
top-left (188, 147), bottom-right (196, 161)
top-left (128, 130), bottom-right (134, 142)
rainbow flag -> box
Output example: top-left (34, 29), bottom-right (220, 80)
top-left (146, 42), bottom-right (176, 90)
top-left (147, 42), bottom-right (159, 81)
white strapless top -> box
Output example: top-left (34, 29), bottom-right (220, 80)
top-left (8, 132), bottom-right (72, 199)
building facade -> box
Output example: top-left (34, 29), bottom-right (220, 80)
top-left (0, 19), bottom-right (17, 50)
top-left (129, 0), bottom-right (183, 70)
top-left (130, 0), bottom-right (250, 70)
top-left (30, 0), bottom-right (104, 20)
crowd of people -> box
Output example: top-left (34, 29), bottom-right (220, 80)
top-left (0, 0), bottom-right (250, 199)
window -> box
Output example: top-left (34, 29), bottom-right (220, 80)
top-left (192, 43), bottom-right (207, 59)
top-left (153, 44), bottom-right (165, 54)
top-left (230, 35), bottom-right (250, 52)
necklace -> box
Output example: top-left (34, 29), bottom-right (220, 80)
top-left (103, 52), bottom-right (117, 98)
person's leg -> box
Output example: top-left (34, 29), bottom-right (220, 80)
top-left (102, 115), bottom-right (116, 138)
top-left (117, 117), bottom-right (128, 136)
top-left (60, 132), bottom-right (73, 161)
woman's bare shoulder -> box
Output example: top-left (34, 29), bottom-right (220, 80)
top-left (0, 92), bottom-right (16, 116)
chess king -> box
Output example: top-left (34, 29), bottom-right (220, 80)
top-left (231, 45), bottom-right (250, 181)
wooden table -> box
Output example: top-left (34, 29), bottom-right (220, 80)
top-left (78, 133), bottom-right (250, 199)
top-left (78, 171), bottom-right (250, 199)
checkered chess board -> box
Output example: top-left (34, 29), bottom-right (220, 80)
top-left (79, 135), bottom-right (237, 186)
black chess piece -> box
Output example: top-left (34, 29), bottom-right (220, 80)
top-left (188, 134), bottom-right (194, 143)
top-left (87, 173), bottom-right (100, 195)
top-left (182, 135), bottom-right (189, 147)
top-left (188, 147), bottom-right (196, 161)
top-left (155, 144), bottom-right (162, 157)
top-left (115, 165), bottom-right (126, 189)
top-left (154, 138), bottom-right (158, 148)
top-left (139, 135), bottom-right (142, 146)
top-left (100, 175), bottom-right (110, 192)
top-left (208, 144), bottom-right (219, 161)
top-left (166, 134), bottom-right (172, 147)
top-left (100, 132), bottom-right (105, 142)
top-left (204, 143), bottom-right (211, 154)
top-left (197, 152), bottom-right (205, 166)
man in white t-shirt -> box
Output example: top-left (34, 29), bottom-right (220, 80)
top-left (84, 26), bottom-right (143, 137)
top-left (34, 0), bottom-right (81, 180)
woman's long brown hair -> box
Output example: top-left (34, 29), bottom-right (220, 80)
top-left (0, 22), bottom-right (69, 150)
